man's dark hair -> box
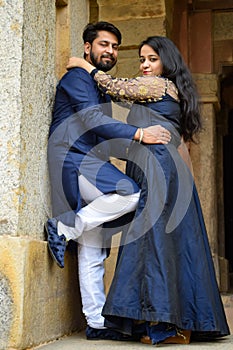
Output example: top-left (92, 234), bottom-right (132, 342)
top-left (82, 21), bottom-right (122, 46)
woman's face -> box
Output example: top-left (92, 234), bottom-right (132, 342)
top-left (139, 44), bottom-right (163, 76)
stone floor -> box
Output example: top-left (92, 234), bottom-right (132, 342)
top-left (36, 331), bottom-right (233, 350)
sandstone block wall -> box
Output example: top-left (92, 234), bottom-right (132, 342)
top-left (0, 0), bottom-right (24, 237)
top-left (0, 1), bottom-right (88, 348)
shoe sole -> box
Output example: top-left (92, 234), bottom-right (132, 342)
top-left (44, 223), bottom-right (64, 268)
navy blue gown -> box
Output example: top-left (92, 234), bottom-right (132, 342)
top-left (102, 96), bottom-right (230, 341)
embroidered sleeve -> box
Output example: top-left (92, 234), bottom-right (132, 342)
top-left (93, 70), bottom-right (179, 103)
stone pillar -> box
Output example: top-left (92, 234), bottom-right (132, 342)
top-left (188, 10), bottom-right (229, 290)
top-left (1, 0), bottom-right (23, 238)
top-left (190, 74), bottom-right (222, 282)
top-left (0, 1), bottom-right (88, 348)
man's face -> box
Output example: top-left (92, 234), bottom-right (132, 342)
top-left (84, 30), bottom-right (119, 72)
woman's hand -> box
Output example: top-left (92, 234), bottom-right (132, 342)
top-left (134, 125), bottom-right (171, 144)
top-left (66, 57), bottom-right (95, 73)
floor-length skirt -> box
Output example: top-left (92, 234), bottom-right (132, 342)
top-left (102, 141), bottom-right (229, 339)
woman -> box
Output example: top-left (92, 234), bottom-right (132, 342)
top-left (67, 36), bottom-right (229, 344)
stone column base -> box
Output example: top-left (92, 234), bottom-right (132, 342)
top-left (0, 236), bottom-right (85, 350)
top-left (222, 293), bottom-right (233, 334)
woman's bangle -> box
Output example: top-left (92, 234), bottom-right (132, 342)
top-left (139, 128), bottom-right (144, 143)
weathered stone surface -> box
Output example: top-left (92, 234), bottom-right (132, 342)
top-left (1, 1), bottom-right (89, 348)
top-left (214, 12), bottom-right (233, 41)
top-left (0, 236), bottom-right (85, 350)
top-left (98, 1), bottom-right (165, 21)
top-left (222, 293), bottom-right (233, 334)
top-left (97, 0), bottom-right (166, 46)
top-left (0, 0), bottom-right (23, 236)
top-left (117, 18), bottom-right (166, 47)
top-left (70, 0), bottom-right (89, 58)
top-left (0, 273), bottom-right (14, 350)
top-left (0, 0), bottom-right (56, 239)
top-left (19, 1), bottom-right (56, 239)
top-left (190, 103), bottom-right (218, 253)
top-left (194, 73), bottom-right (219, 103)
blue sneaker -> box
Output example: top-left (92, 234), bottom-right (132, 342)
top-left (86, 326), bottom-right (132, 341)
top-left (45, 218), bottom-right (67, 268)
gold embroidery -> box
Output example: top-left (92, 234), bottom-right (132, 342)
top-left (94, 71), bottom-right (179, 103)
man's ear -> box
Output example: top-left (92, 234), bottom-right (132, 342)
top-left (84, 42), bottom-right (91, 56)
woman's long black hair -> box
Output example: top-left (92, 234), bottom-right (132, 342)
top-left (139, 36), bottom-right (202, 142)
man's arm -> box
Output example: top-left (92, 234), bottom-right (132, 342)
top-left (60, 68), bottom-right (171, 144)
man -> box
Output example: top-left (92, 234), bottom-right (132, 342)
top-left (45, 21), bottom-right (170, 340)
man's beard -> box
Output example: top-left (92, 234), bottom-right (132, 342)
top-left (90, 50), bottom-right (116, 72)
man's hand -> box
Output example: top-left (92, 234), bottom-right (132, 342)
top-left (134, 125), bottom-right (171, 144)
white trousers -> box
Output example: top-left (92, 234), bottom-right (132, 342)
top-left (78, 228), bottom-right (107, 329)
top-left (73, 175), bottom-right (140, 329)
top-left (58, 175), bottom-right (140, 242)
